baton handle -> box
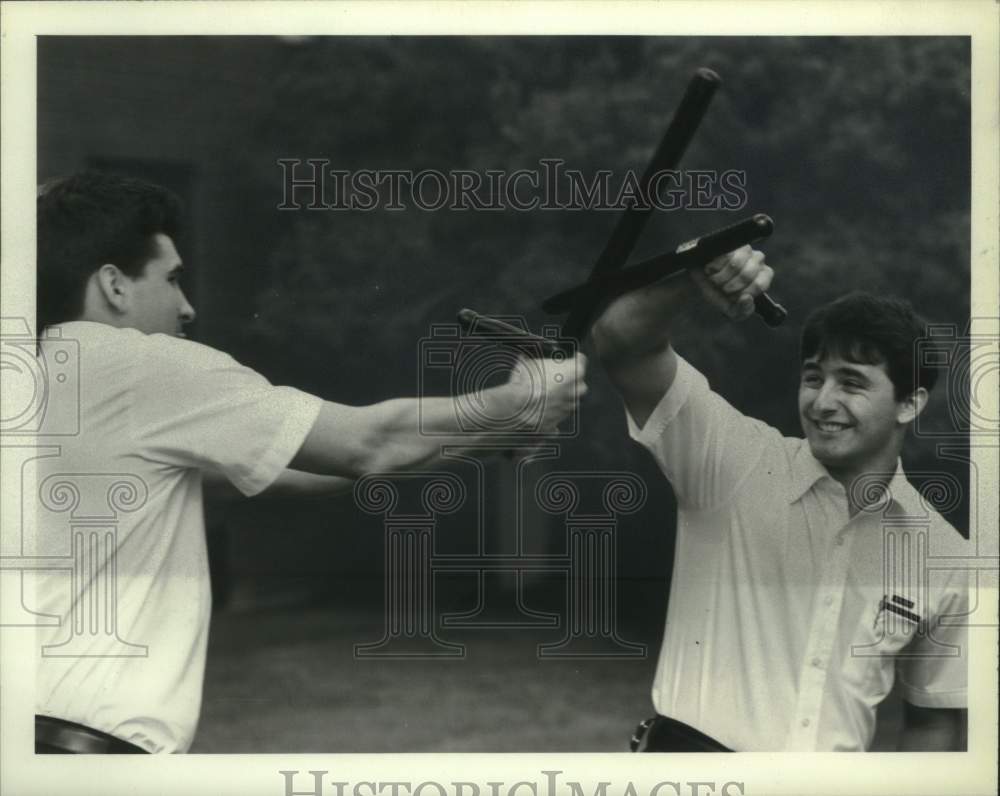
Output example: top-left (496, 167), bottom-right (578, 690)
top-left (751, 289), bottom-right (788, 327)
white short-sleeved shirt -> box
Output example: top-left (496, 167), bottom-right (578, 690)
top-left (627, 355), bottom-right (969, 752)
top-left (31, 322), bottom-right (322, 752)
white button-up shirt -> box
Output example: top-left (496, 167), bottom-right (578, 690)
top-left (32, 323), bottom-right (322, 752)
top-left (627, 355), bottom-right (969, 751)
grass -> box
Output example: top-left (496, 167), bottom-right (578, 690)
top-left (192, 602), bottom-right (658, 753)
top-left (191, 588), bottom-right (904, 753)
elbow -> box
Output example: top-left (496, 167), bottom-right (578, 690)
top-left (592, 313), bottom-right (672, 370)
top-left (591, 316), bottom-right (633, 367)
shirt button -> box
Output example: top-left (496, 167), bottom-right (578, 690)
top-left (824, 596), bottom-right (834, 606)
top-left (812, 657), bottom-right (823, 668)
top-left (801, 718), bottom-right (811, 728)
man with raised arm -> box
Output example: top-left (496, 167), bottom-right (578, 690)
top-left (32, 172), bottom-right (586, 753)
top-left (591, 247), bottom-right (967, 752)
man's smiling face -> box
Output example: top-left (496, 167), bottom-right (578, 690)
top-left (798, 353), bottom-right (912, 486)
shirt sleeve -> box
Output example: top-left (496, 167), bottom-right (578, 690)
top-left (625, 354), bottom-right (777, 510)
top-left (129, 336), bottom-right (323, 496)
top-left (896, 569), bottom-right (969, 709)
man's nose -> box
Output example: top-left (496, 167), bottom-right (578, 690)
top-left (179, 292), bottom-right (196, 324)
top-left (811, 379), bottom-right (840, 412)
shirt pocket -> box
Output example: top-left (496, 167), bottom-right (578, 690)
top-left (842, 594), bottom-right (922, 700)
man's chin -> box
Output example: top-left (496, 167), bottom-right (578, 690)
top-left (805, 436), bottom-right (845, 468)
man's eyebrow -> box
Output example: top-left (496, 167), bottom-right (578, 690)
top-left (834, 365), bottom-right (872, 382)
top-left (800, 361), bottom-right (873, 383)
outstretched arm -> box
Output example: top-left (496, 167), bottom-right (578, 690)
top-left (289, 352), bottom-right (588, 478)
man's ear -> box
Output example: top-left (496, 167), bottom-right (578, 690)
top-left (94, 264), bottom-right (131, 313)
top-left (898, 386), bottom-right (929, 425)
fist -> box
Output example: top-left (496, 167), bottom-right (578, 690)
top-left (690, 246), bottom-right (773, 320)
top-left (507, 351), bottom-right (588, 433)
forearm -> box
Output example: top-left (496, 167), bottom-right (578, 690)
top-left (352, 395), bottom-right (471, 473)
top-left (289, 350), bottom-right (584, 478)
top-left (591, 278), bottom-right (688, 369)
top-left (591, 280), bottom-right (688, 429)
top-left (289, 389), bottom-right (526, 478)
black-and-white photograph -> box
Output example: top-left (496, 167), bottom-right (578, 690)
top-left (1, 3), bottom-right (997, 796)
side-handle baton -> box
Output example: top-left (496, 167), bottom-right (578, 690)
top-left (542, 214), bottom-right (787, 327)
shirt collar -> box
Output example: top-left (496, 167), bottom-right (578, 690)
top-left (787, 441), bottom-right (834, 504)
top-left (787, 444), bottom-right (922, 516)
top-left (44, 320), bottom-right (116, 339)
top-left (881, 463), bottom-right (927, 518)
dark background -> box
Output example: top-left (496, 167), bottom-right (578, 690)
top-left (37, 36), bottom-right (971, 751)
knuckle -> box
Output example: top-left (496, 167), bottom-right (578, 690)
top-left (704, 255), bottom-right (723, 274)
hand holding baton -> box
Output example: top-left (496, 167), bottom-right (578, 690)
top-left (541, 214), bottom-right (788, 327)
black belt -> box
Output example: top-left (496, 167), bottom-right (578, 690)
top-left (631, 715), bottom-right (733, 752)
top-left (35, 715), bottom-right (149, 754)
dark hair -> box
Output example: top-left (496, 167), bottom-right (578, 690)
top-left (37, 172), bottom-right (183, 330)
top-left (800, 291), bottom-right (938, 399)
